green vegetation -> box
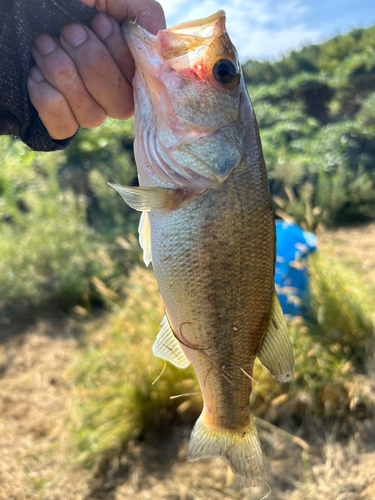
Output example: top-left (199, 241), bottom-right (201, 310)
top-left (245, 25), bottom-right (375, 229)
top-left (0, 119), bottom-right (139, 314)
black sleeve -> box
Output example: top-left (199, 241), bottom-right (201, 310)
top-left (0, 0), bottom-right (98, 151)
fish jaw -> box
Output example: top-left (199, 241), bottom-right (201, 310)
top-left (122, 12), bottom-right (249, 189)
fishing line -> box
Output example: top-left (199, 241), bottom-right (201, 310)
top-left (168, 317), bottom-right (233, 383)
top-left (151, 360), bottom-right (166, 385)
top-left (170, 365), bottom-right (213, 400)
top-left (240, 367), bottom-right (260, 385)
top-left (258, 480), bottom-right (272, 500)
top-left (126, 1), bottom-right (138, 24)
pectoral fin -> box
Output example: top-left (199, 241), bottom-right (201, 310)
top-left (153, 315), bottom-right (190, 368)
top-left (138, 211), bottom-right (152, 266)
top-left (257, 290), bottom-right (294, 383)
top-left (108, 183), bottom-right (189, 212)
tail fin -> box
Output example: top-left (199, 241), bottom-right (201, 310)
top-left (188, 412), bottom-right (263, 487)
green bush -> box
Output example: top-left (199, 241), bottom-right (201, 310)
top-left (0, 131), bottom-right (140, 313)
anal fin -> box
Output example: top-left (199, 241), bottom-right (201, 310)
top-left (153, 315), bottom-right (190, 368)
top-left (257, 290), bottom-right (295, 383)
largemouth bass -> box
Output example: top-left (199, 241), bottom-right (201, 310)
top-left (110, 10), bottom-right (294, 487)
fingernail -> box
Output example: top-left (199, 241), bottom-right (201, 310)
top-left (29, 66), bottom-right (45, 82)
top-left (92, 14), bottom-right (113, 40)
top-left (61, 23), bottom-right (88, 47)
top-left (34, 34), bottom-right (57, 55)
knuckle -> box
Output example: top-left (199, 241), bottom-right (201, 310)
top-left (29, 83), bottom-right (66, 114)
top-left (52, 123), bottom-right (79, 140)
top-left (79, 107), bottom-right (107, 129)
top-left (108, 102), bottom-right (134, 121)
top-left (52, 56), bottom-right (78, 85)
top-left (40, 91), bottom-right (66, 114)
top-left (80, 49), bottom-right (114, 79)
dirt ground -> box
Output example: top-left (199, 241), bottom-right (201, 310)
top-left (1, 223), bottom-right (374, 500)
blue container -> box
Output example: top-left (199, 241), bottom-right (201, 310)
top-left (275, 221), bottom-right (317, 318)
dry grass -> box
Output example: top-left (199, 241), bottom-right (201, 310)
top-left (288, 445), bottom-right (375, 500)
top-left (0, 223), bottom-right (374, 499)
top-left (0, 312), bottom-right (93, 499)
top-left (318, 223), bottom-right (375, 321)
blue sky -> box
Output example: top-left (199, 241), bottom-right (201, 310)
top-left (162, 0), bottom-right (375, 62)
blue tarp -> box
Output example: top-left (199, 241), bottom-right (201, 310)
top-left (275, 221), bottom-right (317, 318)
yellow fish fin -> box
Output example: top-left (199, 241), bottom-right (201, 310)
top-left (108, 183), bottom-right (182, 211)
top-left (257, 290), bottom-right (294, 383)
top-left (152, 315), bottom-right (190, 368)
top-left (189, 412), bottom-right (263, 487)
top-left (138, 211), bottom-right (152, 267)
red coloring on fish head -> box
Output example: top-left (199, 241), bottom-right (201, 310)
top-left (193, 61), bottom-right (208, 81)
top-left (177, 60), bottom-right (209, 82)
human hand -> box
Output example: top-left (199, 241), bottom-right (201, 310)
top-left (27, 0), bottom-right (165, 141)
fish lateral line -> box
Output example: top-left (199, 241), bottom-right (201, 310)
top-left (207, 296), bottom-right (224, 326)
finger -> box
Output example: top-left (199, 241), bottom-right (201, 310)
top-left (27, 66), bottom-right (79, 140)
top-left (78, 0), bottom-right (166, 34)
top-left (32, 33), bottom-right (107, 128)
top-left (90, 14), bottom-right (134, 86)
top-left (59, 23), bottom-right (133, 120)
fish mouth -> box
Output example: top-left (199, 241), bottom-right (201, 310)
top-left (122, 10), bottom-right (236, 85)
top-left (123, 10), bottom-right (227, 58)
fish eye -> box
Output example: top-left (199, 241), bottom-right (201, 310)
top-left (212, 58), bottom-right (238, 85)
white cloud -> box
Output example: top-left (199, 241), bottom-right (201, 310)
top-left (161, 0), bottom-right (324, 61)
top-left (230, 21), bottom-right (322, 61)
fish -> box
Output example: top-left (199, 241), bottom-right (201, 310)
top-left (109, 10), bottom-right (294, 487)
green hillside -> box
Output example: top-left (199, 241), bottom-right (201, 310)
top-left (244, 24), bottom-right (375, 229)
